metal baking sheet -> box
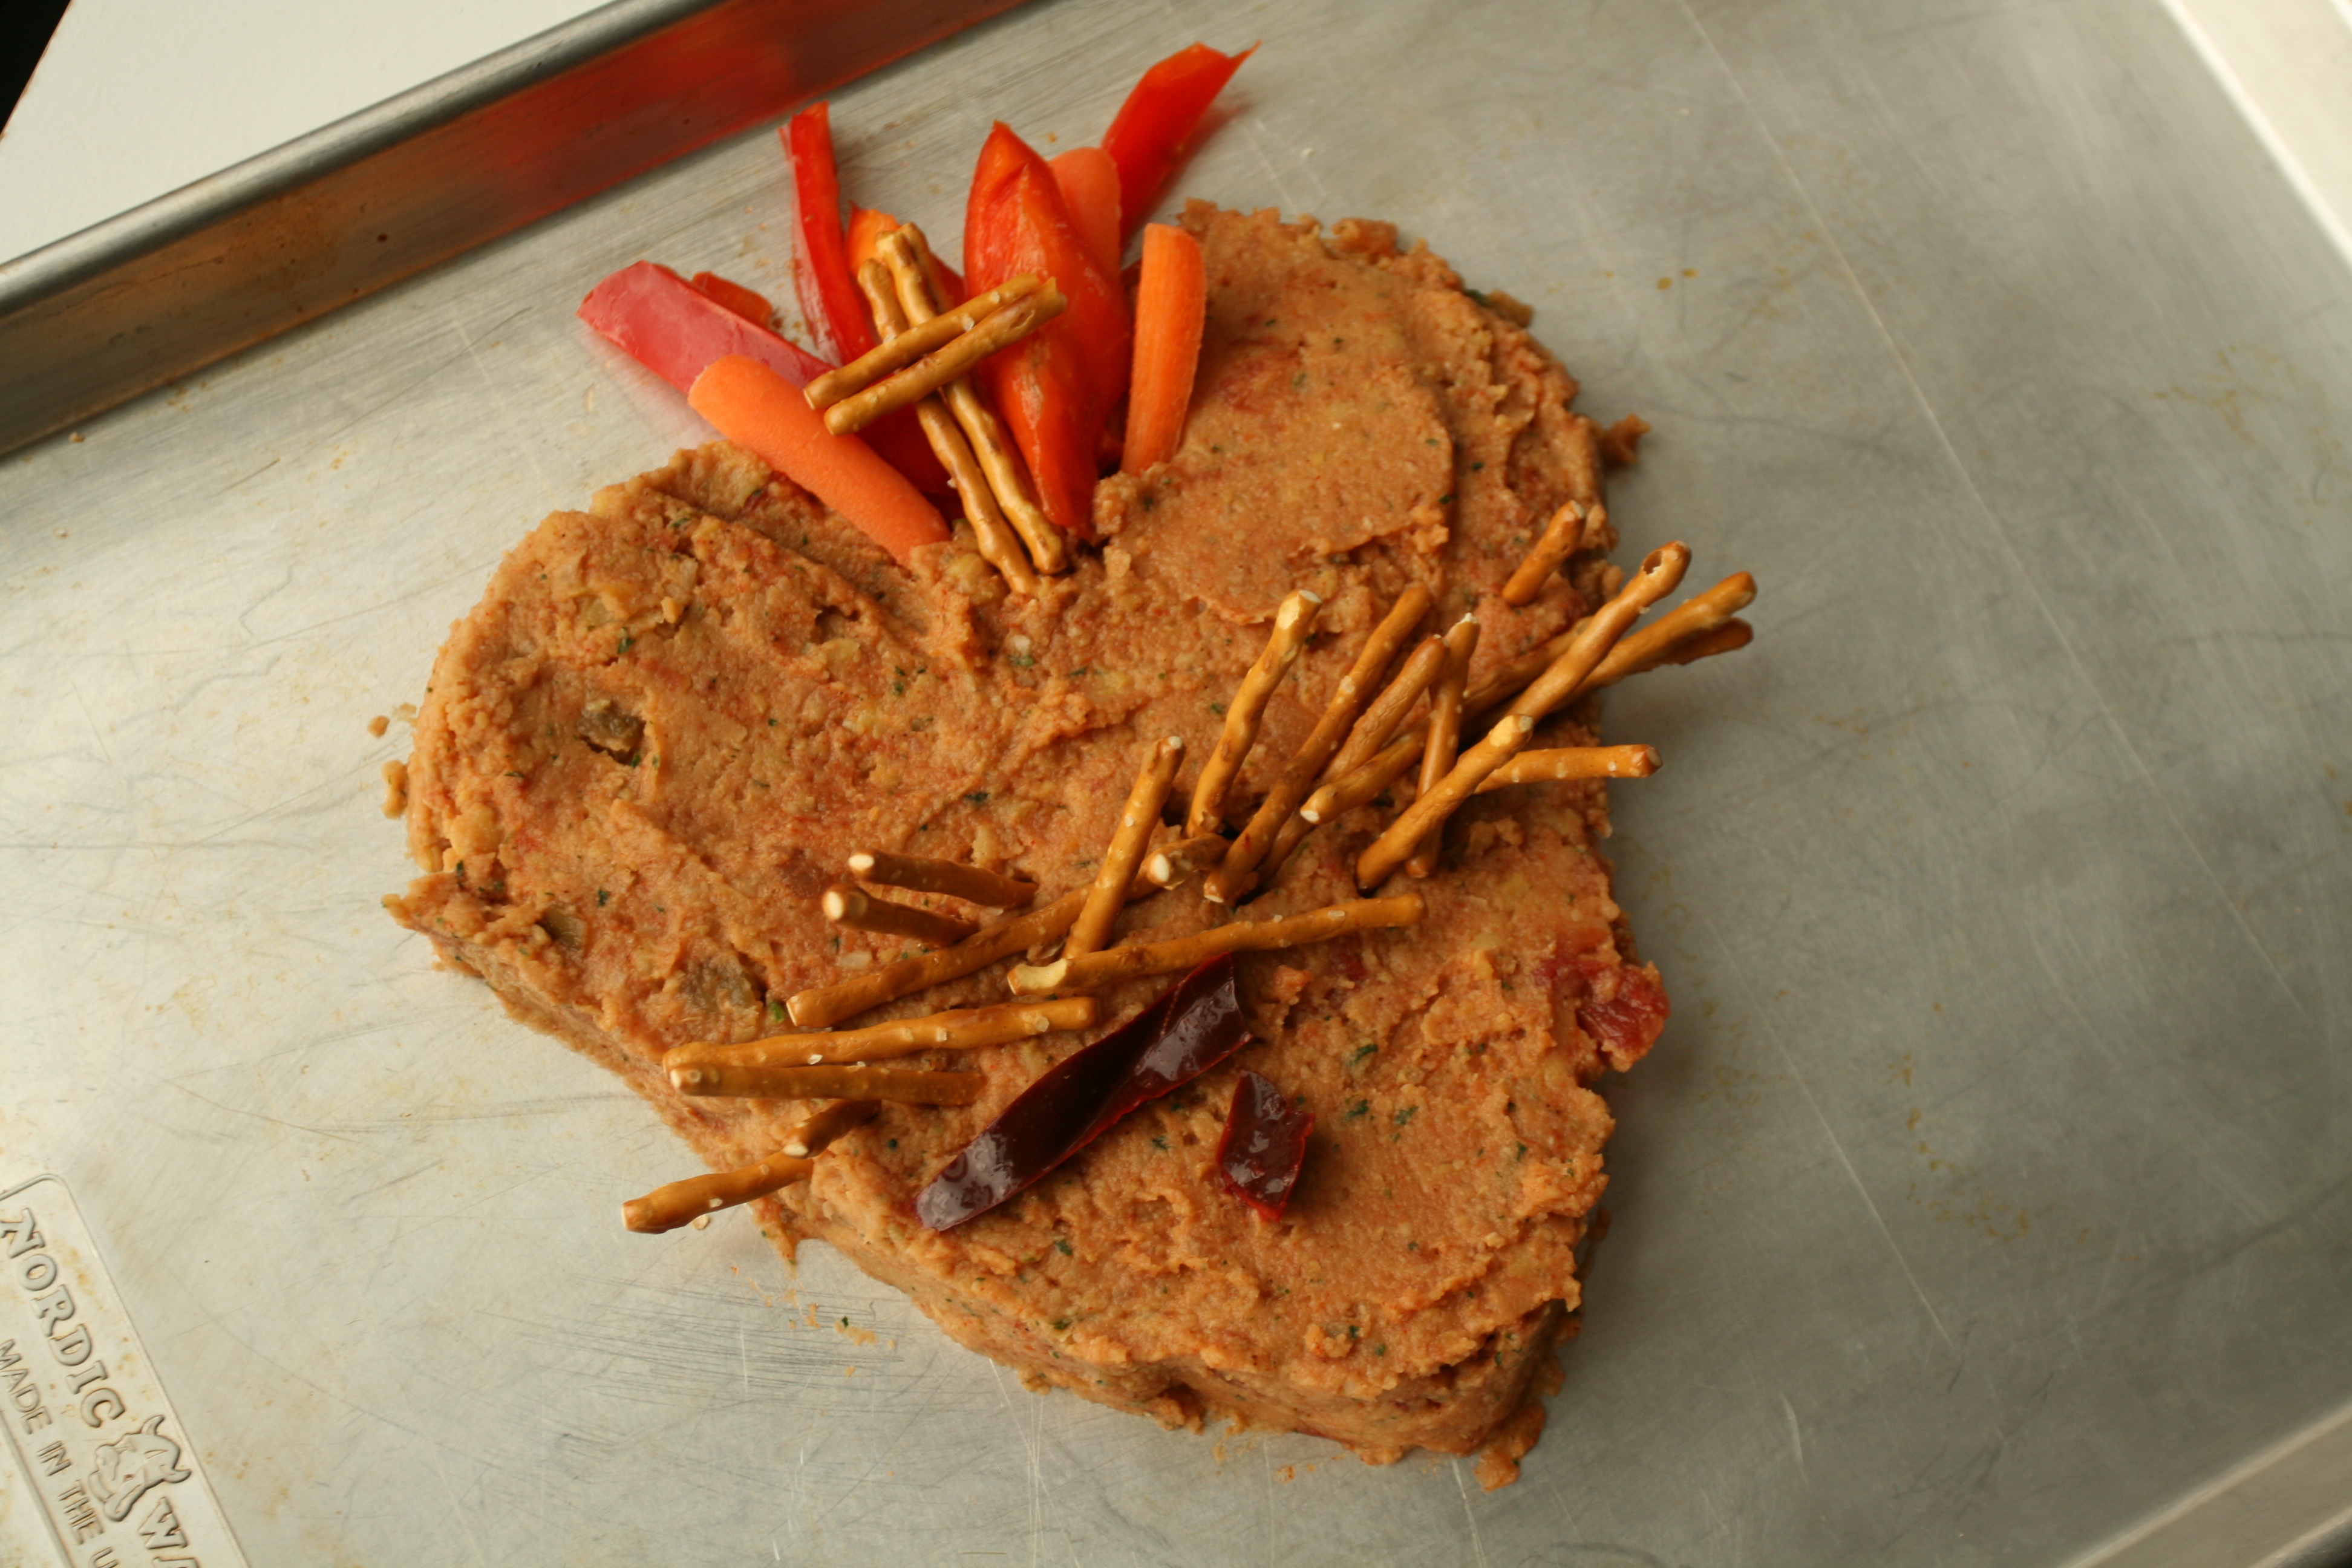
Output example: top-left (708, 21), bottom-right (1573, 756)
top-left (4, 0), bottom-right (2349, 1562)
top-left (0, 0), bottom-right (1030, 459)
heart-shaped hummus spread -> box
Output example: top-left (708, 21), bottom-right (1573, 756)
top-left (388, 205), bottom-right (1668, 1483)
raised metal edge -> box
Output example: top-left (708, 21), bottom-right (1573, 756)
top-left (2062, 1397), bottom-right (2352, 1568)
top-left (0, 0), bottom-right (1030, 457)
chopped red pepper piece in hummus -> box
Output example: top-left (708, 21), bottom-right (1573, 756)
top-left (1573, 956), bottom-right (1670, 1071)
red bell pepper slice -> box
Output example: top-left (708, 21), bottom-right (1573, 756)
top-left (916, 955), bottom-right (1250, 1232)
top-left (1100, 42), bottom-right (1253, 238)
top-left (578, 261), bottom-right (829, 393)
top-left (964, 121), bottom-right (1131, 540)
top-left (1048, 146), bottom-right (1123, 279)
top-left (1215, 1069), bottom-right (1313, 1220)
top-left (783, 102), bottom-right (880, 367)
top-left (577, 261), bottom-right (946, 491)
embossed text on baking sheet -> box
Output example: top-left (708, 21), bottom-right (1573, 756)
top-left (0, 1175), bottom-right (249, 1567)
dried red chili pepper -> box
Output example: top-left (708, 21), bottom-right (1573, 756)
top-left (1215, 1069), bottom-right (1312, 1221)
top-left (1099, 42), bottom-right (1253, 238)
top-left (916, 955), bottom-right (1250, 1232)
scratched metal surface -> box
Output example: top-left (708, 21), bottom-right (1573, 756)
top-left (2, 0), bottom-right (2349, 1563)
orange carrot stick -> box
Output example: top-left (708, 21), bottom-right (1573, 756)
top-left (846, 207), bottom-right (896, 274)
top-left (1121, 223), bottom-right (1207, 475)
top-left (688, 272), bottom-right (773, 326)
top-left (848, 207), bottom-right (964, 303)
top-left (688, 354), bottom-right (951, 564)
top-left (1050, 147), bottom-right (1123, 281)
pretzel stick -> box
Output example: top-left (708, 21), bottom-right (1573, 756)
top-left (823, 290), bottom-right (1068, 435)
top-left (1189, 589), bottom-right (1323, 836)
top-left (806, 273), bottom-right (1045, 408)
top-left (1501, 543), bottom-right (1693, 723)
top-left (1296, 631), bottom-right (1454, 825)
top-left (1146, 833), bottom-right (1229, 888)
top-left (1333, 631), bottom-right (1454, 781)
top-left (780, 1098), bottom-right (879, 1158)
top-left (1007, 894), bottom-right (1425, 996)
top-left (788, 877), bottom-right (1152, 1027)
top-left (1501, 498), bottom-right (1591, 606)
top-left (881, 227), bottom-right (1067, 575)
top-left (1355, 714), bottom-right (1536, 889)
top-left (1582, 572), bottom-right (1755, 691)
top-left (1312, 575), bottom-right (1746, 818)
top-left (1298, 729), bottom-right (1427, 827)
top-left (1256, 624), bottom-right (1455, 881)
top-left (1069, 736), bottom-right (1185, 959)
top-left (823, 885), bottom-right (977, 947)
top-left (670, 1062), bottom-right (985, 1103)
top-left (674, 997), bottom-right (1097, 1070)
top-left (1302, 656), bottom-right (1547, 827)
top-left (847, 848), bottom-right (1035, 908)
top-left (1204, 584), bottom-right (1432, 904)
top-left (1353, 549), bottom-right (1687, 890)
top-left (1475, 745), bottom-right (1661, 790)
top-left (1407, 616), bottom-right (1483, 877)
top-left (624, 1151), bottom-right (814, 1233)
top-left (853, 261), bottom-right (1038, 595)
top-left (1639, 618), bottom-right (1752, 670)
top-left (1317, 616), bottom-right (1587, 808)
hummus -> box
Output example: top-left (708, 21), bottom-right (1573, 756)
top-left (389, 205), bottom-right (1664, 1477)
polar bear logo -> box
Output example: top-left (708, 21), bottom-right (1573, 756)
top-left (89, 1414), bottom-right (189, 1522)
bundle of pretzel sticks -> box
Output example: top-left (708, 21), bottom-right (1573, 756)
top-left (798, 223), bottom-right (1071, 593)
top-left (623, 520), bottom-right (1756, 1232)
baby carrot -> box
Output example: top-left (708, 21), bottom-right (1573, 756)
top-left (1121, 223), bottom-right (1206, 474)
top-left (688, 272), bottom-right (773, 326)
top-left (688, 354), bottom-right (950, 565)
top-left (848, 206), bottom-right (964, 303)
